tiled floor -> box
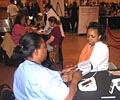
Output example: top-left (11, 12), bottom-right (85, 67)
top-left (0, 29), bottom-right (120, 88)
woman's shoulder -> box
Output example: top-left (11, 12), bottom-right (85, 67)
top-left (54, 26), bottom-right (60, 29)
top-left (95, 41), bottom-right (108, 50)
top-left (95, 41), bottom-right (107, 47)
top-left (51, 26), bottom-right (60, 33)
top-left (20, 60), bottom-right (59, 76)
top-left (13, 24), bottom-right (21, 28)
top-left (12, 24), bottom-right (24, 32)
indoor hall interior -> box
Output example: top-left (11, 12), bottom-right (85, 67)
top-left (0, 29), bottom-right (120, 87)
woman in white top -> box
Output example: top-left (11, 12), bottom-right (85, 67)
top-left (78, 22), bottom-right (109, 72)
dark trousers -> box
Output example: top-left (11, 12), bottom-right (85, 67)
top-left (58, 37), bottom-right (64, 65)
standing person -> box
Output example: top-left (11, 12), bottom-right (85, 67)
top-left (26, 1), bottom-right (35, 25)
top-left (78, 22), bottom-right (109, 71)
top-left (67, 4), bottom-right (72, 16)
top-left (99, 2), bottom-right (107, 17)
top-left (19, 3), bottom-right (28, 16)
top-left (33, 2), bottom-right (41, 22)
top-left (70, 1), bottom-right (79, 32)
top-left (7, 0), bottom-right (19, 24)
top-left (43, 3), bottom-right (65, 38)
top-left (13, 32), bottom-right (82, 100)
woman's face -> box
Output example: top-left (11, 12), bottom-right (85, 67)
top-left (87, 28), bottom-right (101, 46)
top-left (49, 21), bottom-right (54, 27)
top-left (21, 16), bottom-right (26, 25)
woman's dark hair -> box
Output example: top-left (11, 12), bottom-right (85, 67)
top-left (73, 1), bottom-right (77, 7)
top-left (0, 84), bottom-right (15, 100)
top-left (12, 32), bottom-right (44, 59)
top-left (87, 22), bottom-right (106, 41)
top-left (48, 16), bottom-right (59, 25)
top-left (12, 13), bottom-right (26, 31)
top-left (13, 13), bottom-right (25, 26)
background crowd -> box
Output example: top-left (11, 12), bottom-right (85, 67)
top-left (99, 2), bottom-right (120, 17)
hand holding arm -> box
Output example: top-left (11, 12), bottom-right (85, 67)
top-left (64, 70), bottom-right (82, 100)
top-left (34, 30), bottom-right (48, 35)
top-left (61, 65), bottom-right (78, 82)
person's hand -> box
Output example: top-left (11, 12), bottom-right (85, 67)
top-left (35, 30), bottom-right (47, 35)
top-left (61, 65), bottom-right (78, 82)
top-left (25, 26), bottom-right (33, 33)
top-left (61, 71), bottom-right (73, 82)
top-left (61, 70), bottom-right (82, 83)
top-left (33, 29), bottom-right (38, 33)
top-left (62, 65), bottom-right (77, 74)
top-left (72, 70), bottom-right (82, 82)
top-left (41, 31), bottom-right (47, 34)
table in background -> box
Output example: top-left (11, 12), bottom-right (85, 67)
top-left (99, 16), bottom-right (120, 29)
top-left (73, 71), bottom-right (120, 100)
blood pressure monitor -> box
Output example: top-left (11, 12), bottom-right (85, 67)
top-left (109, 78), bottom-right (120, 94)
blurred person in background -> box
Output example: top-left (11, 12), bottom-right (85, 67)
top-left (12, 13), bottom-right (26, 46)
top-left (70, 1), bottom-right (79, 32)
top-left (26, 1), bottom-right (35, 25)
top-left (46, 16), bottom-right (62, 52)
top-left (33, 2), bottom-right (41, 22)
top-left (42, 3), bottom-right (65, 38)
top-left (7, 0), bottom-right (19, 24)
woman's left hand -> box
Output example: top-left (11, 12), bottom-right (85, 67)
top-left (61, 65), bottom-right (77, 82)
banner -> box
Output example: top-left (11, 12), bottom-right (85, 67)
top-left (78, 6), bottom-right (99, 34)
